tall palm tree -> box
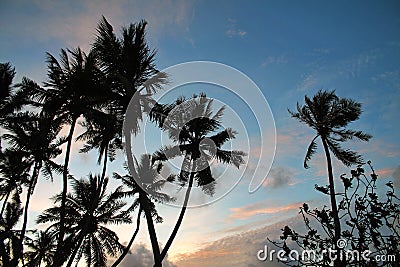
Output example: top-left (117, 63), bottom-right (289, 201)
top-left (0, 149), bottom-right (31, 217)
top-left (92, 16), bottom-right (168, 136)
top-left (37, 174), bottom-right (131, 267)
top-left (23, 230), bottom-right (56, 267)
top-left (93, 16), bottom-right (167, 266)
top-left (0, 62), bottom-right (16, 153)
top-left (111, 154), bottom-right (174, 267)
top-left (0, 196), bottom-right (22, 266)
top-left (2, 112), bottom-right (63, 265)
top-left (19, 48), bottom-right (110, 264)
top-left (151, 93), bottom-right (246, 264)
top-left (288, 89), bottom-right (371, 256)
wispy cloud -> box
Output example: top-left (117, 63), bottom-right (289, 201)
top-left (2, 0), bottom-right (195, 50)
top-left (225, 18), bottom-right (247, 38)
top-left (261, 54), bottom-right (288, 67)
top-left (263, 167), bottom-right (296, 188)
top-left (174, 216), bottom-right (301, 267)
top-left (229, 201), bottom-right (302, 220)
top-left (108, 243), bottom-right (177, 267)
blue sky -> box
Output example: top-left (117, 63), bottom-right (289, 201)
top-left (1, 1), bottom-right (400, 266)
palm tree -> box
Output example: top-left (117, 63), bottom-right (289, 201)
top-left (23, 230), bottom-right (56, 267)
top-left (93, 17), bottom-right (167, 266)
top-left (0, 149), bottom-right (31, 217)
top-left (0, 62), bottom-right (16, 153)
top-left (151, 93), bottom-right (246, 264)
top-left (111, 154), bottom-right (174, 267)
top-left (288, 89), bottom-right (371, 258)
top-left (92, 16), bottom-right (167, 136)
top-left (77, 109), bottom-right (122, 181)
top-left (37, 174), bottom-right (131, 267)
top-left (0, 197), bottom-right (22, 266)
top-left (2, 112), bottom-right (63, 265)
top-left (18, 48), bottom-right (110, 264)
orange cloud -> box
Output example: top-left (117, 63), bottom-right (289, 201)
top-left (229, 202), bottom-right (302, 220)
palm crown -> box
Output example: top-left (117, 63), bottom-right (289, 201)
top-left (37, 175), bottom-right (131, 267)
top-left (289, 89), bottom-right (372, 168)
top-left (152, 93), bottom-right (245, 195)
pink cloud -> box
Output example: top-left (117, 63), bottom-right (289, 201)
top-left (229, 201), bottom-right (302, 220)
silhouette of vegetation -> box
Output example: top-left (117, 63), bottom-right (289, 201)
top-left (150, 93), bottom-right (246, 265)
top-left (288, 90), bottom-right (371, 266)
top-left (37, 175), bottom-right (131, 266)
top-left (270, 162), bottom-right (400, 266)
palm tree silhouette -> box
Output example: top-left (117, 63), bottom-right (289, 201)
top-left (0, 195), bottom-right (22, 266)
top-left (23, 230), bottom-right (56, 267)
top-left (111, 154), bottom-right (174, 267)
top-left (93, 16), bottom-right (168, 266)
top-left (19, 47), bottom-right (110, 263)
top-left (77, 109), bottom-right (122, 181)
top-left (288, 89), bottom-right (371, 257)
top-left (0, 62), bottom-right (17, 153)
top-left (37, 174), bottom-right (131, 267)
top-left (2, 112), bottom-right (63, 265)
top-left (151, 93), bottom-right (245, 264)
top-left (0, 149), bottom-right (31, 217)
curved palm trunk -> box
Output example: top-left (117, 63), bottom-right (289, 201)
top-left (157, 166), bottom-right (195, 265)
top-left (124, 129), bottom-right (162, 266)
top-left (111, 207), bottom-right (142, 267)
top-left (12, 162), bottom-right (41, 266)
top-left (54, 117), bottom-right (77, 266)
top-left (140, 192), bottom-right (162, 267)
top-left (321, 138), bottom-right (342, 266)
top-left (100, 146), bottom-right (108, 184)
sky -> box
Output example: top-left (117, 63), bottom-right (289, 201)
top-left (1, 0), bottom-right (400, 266)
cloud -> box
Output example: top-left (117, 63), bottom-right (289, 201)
top-left (226, 18), bottom-right (247, 38)
top-left (229, 201), bottom-right (302, 220)
top-left (263, 167), bottom-right (295, 188)
top-left (111, 243), bottom-right (177, 267)
top-left (296, 73), bottom-right (317, 92)
top-left (393, 165), bottom-right (400, 189)
top-left (261, 54), bottom-right (288, 67)
top-left (174, 216), bottom-right (302, 267)
top-left (2, 0), bottom-right (195, 50)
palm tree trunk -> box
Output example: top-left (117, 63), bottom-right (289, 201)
top-left (0, 191), bottom-right (10, 216)
top-left (54, 117), bottom-right (77, 266)
top-left (111, 207), bottom-right (142, 267)
top-left (13, 162), bottom-right (41, 266)
top-left (140, 192), bottom-right (162, 267)
top-left (100, 146), bottom-right (108, 184)
top-left (321, 138), bottom-right (342, 266)
top-left (157, 165), bottom-right (195, 264)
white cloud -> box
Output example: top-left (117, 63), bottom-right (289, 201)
top-left (226, 18), bottom-right (247, 38)
top-left (263, 167), bottom-right (295, 188)
top-left (261, 54), bottom-right (288, 67)
top-left (110, 243), bottom-right (177, 267)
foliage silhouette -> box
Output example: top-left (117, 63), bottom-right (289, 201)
top-left (37, 175), bottom-right (131, 267)
top-left (270, 162), bottom-right (400, 266)
top-left (288, 89), bottom-right (371, 265)
top-left (151, 93), bottom-right (246, 265)
top-left (111, 154), bottom-right (174, 267)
